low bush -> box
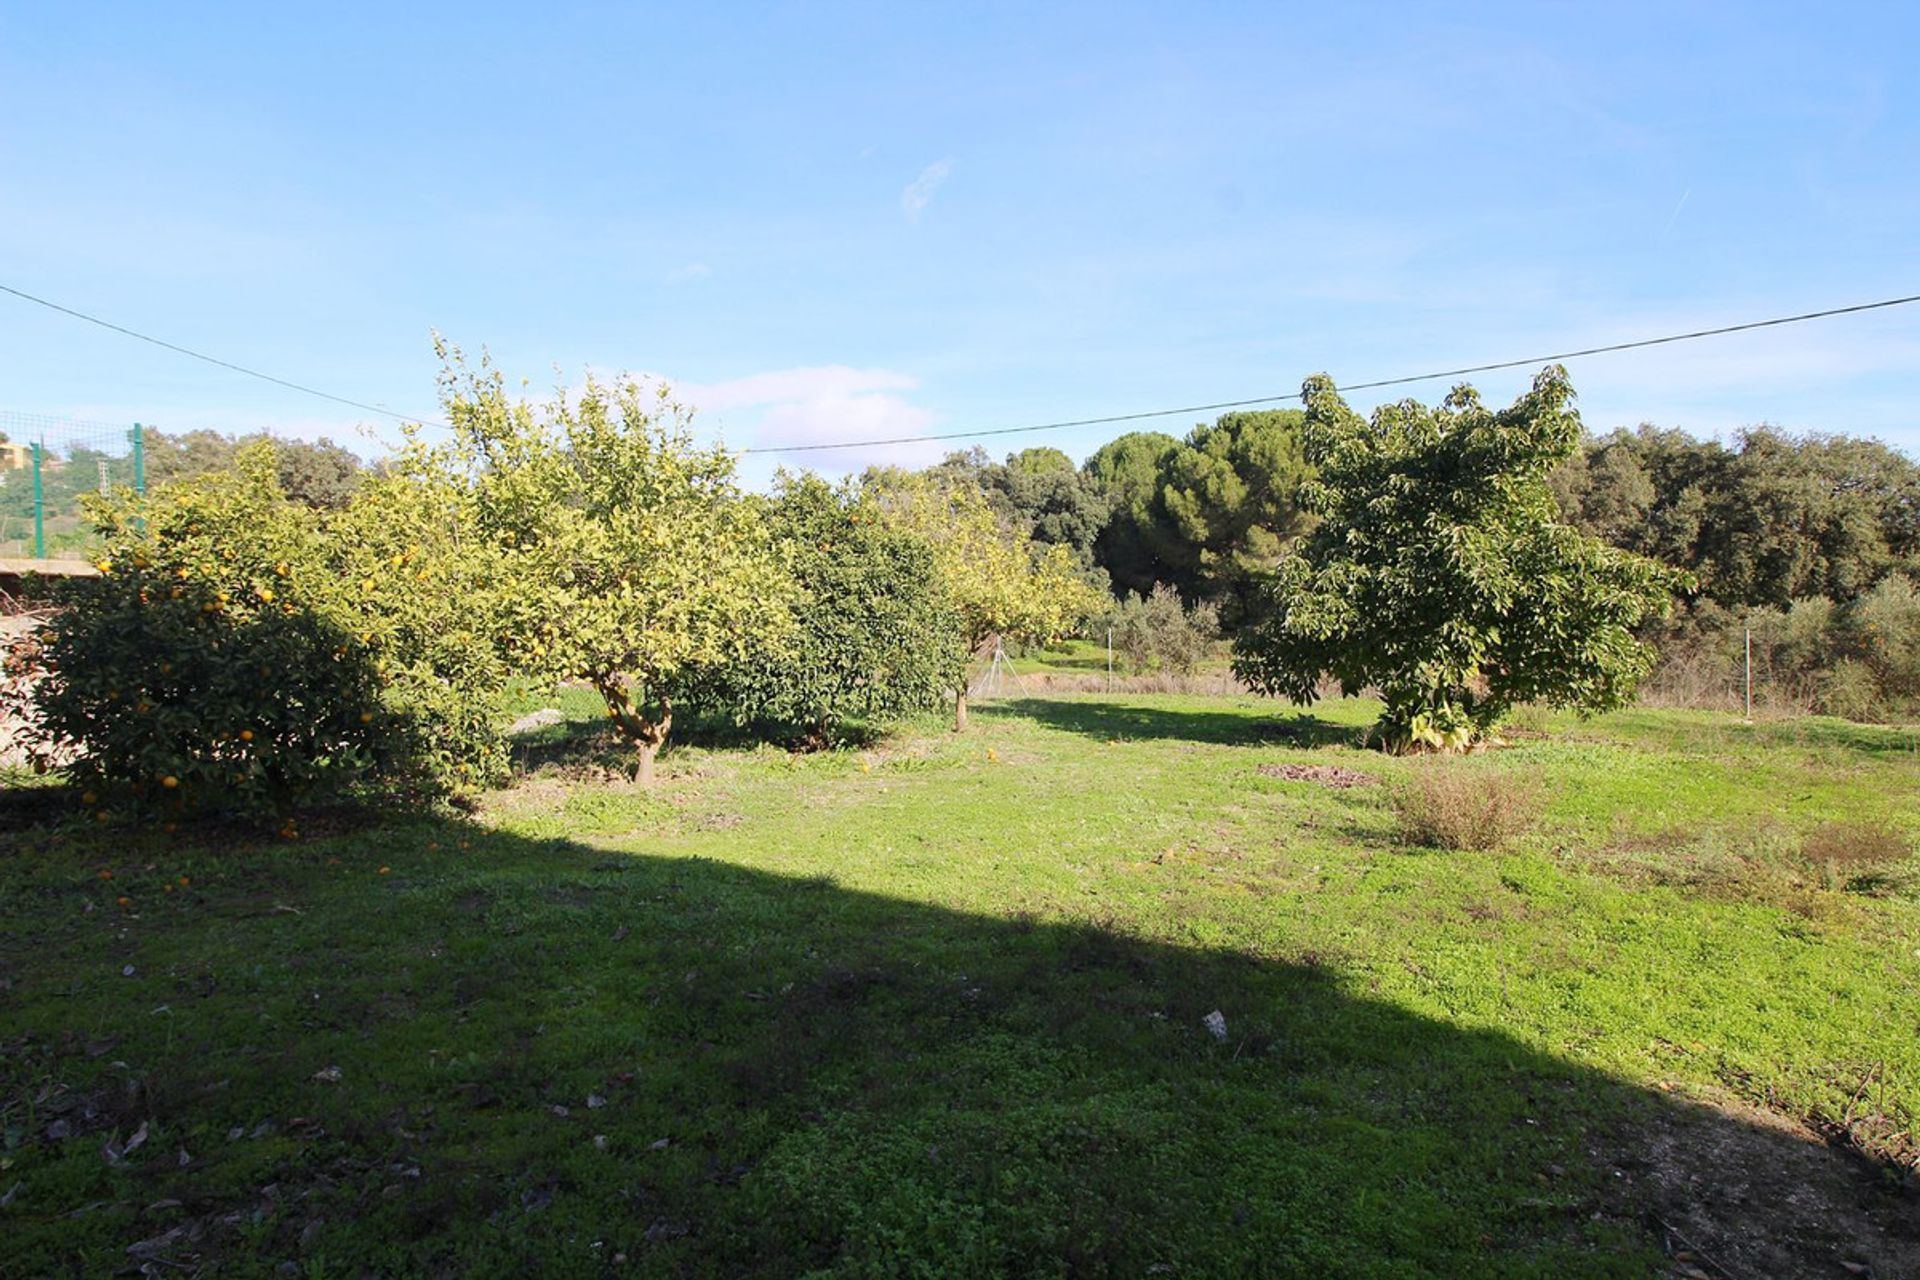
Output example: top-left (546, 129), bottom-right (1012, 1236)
top-left (2, 445), bottom-right (512, 820)
top-left (1392, 762), bottom-right (1542, 851)
top-left (1101, 583), bottom-right (1219, 676)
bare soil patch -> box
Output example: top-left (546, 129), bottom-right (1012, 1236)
top-left (1256, 762), bottom-right (1377, 788)
top-left (1599, 1091), bottom-right (1920, 1278)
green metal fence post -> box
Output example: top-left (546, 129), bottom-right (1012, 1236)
top-left (131, 422), bottom-right (146, 495)
top-left (31, 440), bottom-right (46, 558)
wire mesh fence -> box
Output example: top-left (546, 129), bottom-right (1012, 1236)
top-left (0, 411), bottom-right (147, 561)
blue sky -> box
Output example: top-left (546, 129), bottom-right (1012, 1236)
top-left (3, 1), bottom-right (1917, 484)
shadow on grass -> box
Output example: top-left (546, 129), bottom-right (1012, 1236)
top-left (988, 696), bottom-right (1363, 748)
top-left (508, 715), bottom-right (888, 778)
top-left (1, 810), bottom-right (1913, 1278)
top-left (1753, 716), bottom-right (1920, 758)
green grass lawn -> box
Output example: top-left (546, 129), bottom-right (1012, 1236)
top-left (3, 694), bottom-right (1918, 1276)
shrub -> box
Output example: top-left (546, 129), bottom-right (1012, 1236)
top-left (1392, 762), bottom-right (1542, 851)
top-left (676, 473), bottom-right (966, 743)
top-left (3, 445), bottom-right (512, 820)
top-left (1101, 584), bottom-right (1219, 675)
top-left (1844, 573), bottom-right (1920, 704)
top-left (1820, 659), bottom-right (1883, 723)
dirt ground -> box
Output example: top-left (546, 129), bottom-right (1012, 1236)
top-left (1603, 1089), bottom-right (1919, 1279)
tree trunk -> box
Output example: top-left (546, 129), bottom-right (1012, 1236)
top-left (594, 676), bottom-right (673, 786)
top-left (954, 686), bottom-right (969, 732)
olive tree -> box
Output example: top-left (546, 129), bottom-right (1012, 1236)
top-left (1233, 367), bottom-right (1685, 751)
top-left (432, 342), bottom-right (793, 783)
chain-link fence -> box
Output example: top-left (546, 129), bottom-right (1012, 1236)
top-left (0, 412), bottom-right (147, 561)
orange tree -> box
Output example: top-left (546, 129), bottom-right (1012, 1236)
top-left (673, 472), bottom-right (966, 744)
top-left (321, 454), bottom-right (520, 793)
top-left (428, 342), bottom-right (794, 784)
top-left (3, 443), bottom-right (513, 820)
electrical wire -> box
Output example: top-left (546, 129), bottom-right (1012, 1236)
top-left (0, 283), bottom-right (449, 427)
top-left (738, 293), bottom-right (1920, 454)
top-left (5, 280), bottom-right (1916, 455)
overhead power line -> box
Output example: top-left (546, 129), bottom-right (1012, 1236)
top-left (738, 292), bottom-right (1920, 454)
top-left (4, 280), bottom-right (1917, 455)
top-left (0, 282), bottom-right (448, 427)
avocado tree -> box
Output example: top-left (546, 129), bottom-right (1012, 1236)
top-left (867, 469), bottom-right (1102, 730)
top-left (431, 342), bottom-right (793, 783)
top-left (1233, 367), bottom-right (1685, 751)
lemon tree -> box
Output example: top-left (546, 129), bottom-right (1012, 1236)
top-left (868, 469), bottom-right (1104, 729)
top-left (429, 342), bottom-right (793, 784)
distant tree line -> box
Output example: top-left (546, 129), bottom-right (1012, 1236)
top-left (1, 427), bottom-right (364, 556)
top-left (905, 409), bottom-right (1920, 720)
top-left (1550, 425), bottom-right (1920, 716)
top-left (144, 429), bottom-right (364, 509)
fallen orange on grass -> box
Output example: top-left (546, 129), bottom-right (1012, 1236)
top-left (377, 866), bottom-right (391, 876)
top-left (115, 896), bottom-right (130, 907)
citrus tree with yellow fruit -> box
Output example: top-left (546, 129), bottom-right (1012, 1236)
top-left (323, 455), bottom-right (521, 791)
top-left (427, 342), bottom-right (795, 784)
top-left (866, 469), bottom-right (1105, 729)
top-left (3, 442), bottom-right (510, 819)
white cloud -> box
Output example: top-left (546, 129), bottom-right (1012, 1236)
top-left (670, 365), bottom-right (942, 480)
top-left (899, 157), bottom-right (955, 223)
top-left (665, 262), bottom-right (711, 284)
